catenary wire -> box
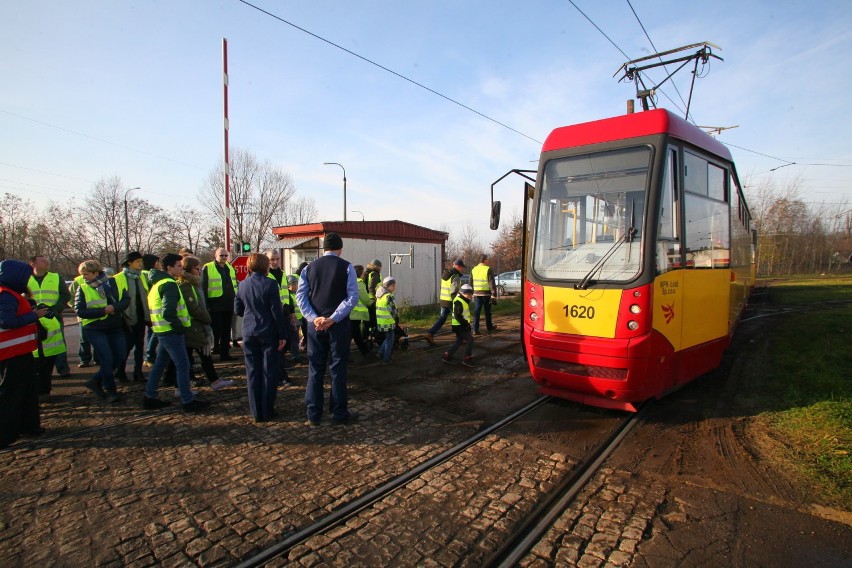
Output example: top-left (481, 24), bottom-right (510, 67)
top-left (236, 0), bottom-right (543, 145)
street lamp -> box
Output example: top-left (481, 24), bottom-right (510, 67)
top-left (323, 162), bottom-right (346, 221)
top-left (124, 186), bottom-right (140, 257)
top-left (351, 210), bottom-right (365, 221)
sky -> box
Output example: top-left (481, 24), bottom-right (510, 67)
top-left (2, 0), bottom-right (850, 245)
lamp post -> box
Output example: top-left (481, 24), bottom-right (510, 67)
top-left (351, 210), bottom-right (365, 221)
top-left (323, 162), bottom-right (346, 221)
top-left (124, 186), bottom-right (140, 257)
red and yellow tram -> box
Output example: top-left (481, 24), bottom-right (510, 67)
top-left (492, 108), bottom-right (756, 411)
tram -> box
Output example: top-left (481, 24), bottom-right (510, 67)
top-left (491, 108), bottom-right (756, 411)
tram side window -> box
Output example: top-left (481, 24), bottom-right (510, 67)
top-left (684, 151), bottom-right (707, 196)
top-left (656, 147), bottom-right (679, 274)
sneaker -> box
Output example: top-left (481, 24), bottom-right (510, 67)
top-left (142, 396), bottom-right (171, 410)
top-left (144, 360), bottom-right (154, 369)
top-left (77, 361), bottom-right (92, 368)
top-left (182, 399), bottom-right (211, 413)
top-left (462, 356), bottom-right (475, 368)
top-left (174, 388), bottom-right (199, 397)
top-left (211, 378), bottom-right (234, 391)
top-left (106, 392), bottom-right (122, 404)
top-left (305, 419), bottom-right (320, 428)
top-left (332, 411), bottom-right (359, 426)
top-left (442, 352), bottom-right (454, 364)
top-left (84, 378), bottom-right (107, 399)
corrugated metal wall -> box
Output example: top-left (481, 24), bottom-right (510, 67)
top-left (343, 239), bottom-right (441, 307)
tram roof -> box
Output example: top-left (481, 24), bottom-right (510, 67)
top-left (542, 108), bottom-right (732, 161)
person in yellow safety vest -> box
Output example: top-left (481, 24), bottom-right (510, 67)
top-left (0, 259), bottom-right (49, 447)
top-left (28, 254), bottom-right (72, 377)
top-left (424, 259), bottom-right (465, 345)
top-left (470, 254), bottom-right (498, 335)
top-left (362, 259), bottom-right (382, 340)
top-left (74, 259), bottom-right (130, 404)
top-left (442, 283), bottom-right (475, 367)
top-left (112, 251), bottom-right (150, 383)
top-left (141, 254), bottom-right (161, 367)
top-left (143, 253), bottom-right (210, 413)
top-left (33, 310), bottom-right (66, 396)
top-left (285, 275), bottom-right (302, 363)
top-left (350, 265), bottom-right (373, 359)
top-left (201, 247), bottom-right (238, 361)
top-left (375, 276), bottom-right (398, 364)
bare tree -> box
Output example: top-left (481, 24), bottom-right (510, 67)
top-left (490, 211), bottom-right (523, 273)
top-left (198, 147), bottom-right (310, 252)
top-left (0, 192), bottom-right (36, 260)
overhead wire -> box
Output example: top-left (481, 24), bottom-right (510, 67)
top-left (236, 0), bottom-right (542, 145)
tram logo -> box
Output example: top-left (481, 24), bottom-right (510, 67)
top-left (662, 303), bottom-right (675, 324)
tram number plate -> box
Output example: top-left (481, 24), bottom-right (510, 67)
top-left (563, 304), bottom-right (595, 319)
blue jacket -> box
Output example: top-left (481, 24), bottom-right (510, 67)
top-left (0, 260), bottom-right (39, 330)
top-left (234, 272), bottom-right (287, 343)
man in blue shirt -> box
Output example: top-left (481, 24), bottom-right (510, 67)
top-left (296, 232), bottom-right (359, 426)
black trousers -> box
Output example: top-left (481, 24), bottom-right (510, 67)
top-left (210, 311), bottom-right (233, 355)
top-left (0, 354), bottom-right (39, 448)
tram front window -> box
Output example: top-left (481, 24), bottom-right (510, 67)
top-left (533, 147), bottom-right (650, 282)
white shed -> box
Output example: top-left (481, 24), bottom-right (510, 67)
top-left (272, 221), bottom-right (449, 308)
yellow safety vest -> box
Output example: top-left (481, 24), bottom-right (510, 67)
top-left (79, 284), bottom-right (108, 326)
top-left (113, 270), bottom-right (150, 299)
top-left (471, 264), bottom-right (491, 294)
top-left (267, 273), bottom-right (288, 304)
top-left (33, 315), bottom-right (66, 357)
top-left (28, 272), bottom-right (60, 306)
top-left (148, 278), bottom-right (191, 334)
top-left (376, 293), bottom-right (395, 331)
top-left (439, 274), bottom-right (455, 303)
top-left (203, 262), bottom-right (238, 298)
top-left (350, 280), bottom-right (369, 321)
top-left (451, 296), bottom-right (471, 326)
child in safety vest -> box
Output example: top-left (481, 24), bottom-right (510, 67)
top-left (375, 276), bottom-right (398, 364)
top-left (442, 284), bottom-right (474, 367)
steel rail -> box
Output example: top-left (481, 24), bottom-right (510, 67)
top-left (484, 403), bottom-right (650, 567)
top-left (233, 395), bottom-right (552, 568)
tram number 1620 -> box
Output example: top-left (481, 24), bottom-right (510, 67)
top-left (563, 304), bottom-right (595, 319)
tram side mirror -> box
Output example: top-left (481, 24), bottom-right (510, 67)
top-left (490, 200), bottom-right (502, 230)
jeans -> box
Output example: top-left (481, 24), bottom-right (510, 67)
top-left (145, 333), bottom-right (194, 404)
top-left (121, 320), bottom-right (146, 372)
top-left (428, 306), bottom-right (452, 336)
top-left (144, 326), bottom-right (158, 363)
top-left (85, 326), bottom-right (126, 394)
top-left (473, 296), bottom-right (493, 332)
top-left (448, 328), bottom-right (474, 358)
top-left (305, 319), bottom-right (351, 422)
top-left (78, 322), bottom-right (94, 364)
top-left (243, 336), bottom-right (280, 420)
top-left (378, 327), bottom-right (395, 362)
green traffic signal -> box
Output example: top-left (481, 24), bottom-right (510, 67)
top-left (241, 242), bottom-right (251, 253)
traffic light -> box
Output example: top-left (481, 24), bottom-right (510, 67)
top-left (241, 242), bottom-right (251, 253)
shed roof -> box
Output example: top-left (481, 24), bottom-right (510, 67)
top-left (272, 220), bottom-right (447, 245)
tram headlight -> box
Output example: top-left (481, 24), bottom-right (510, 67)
top-left (530, 312), bottom-right (539, 322)
top-left (627, 320), bottom-right (639, 331)
top-left (529, 298), bottom-right (538, 308)
top-left (629, 304), bottom-right (641, 314)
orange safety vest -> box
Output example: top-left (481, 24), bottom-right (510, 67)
top-left (0, 286), bottom-right (38, 360)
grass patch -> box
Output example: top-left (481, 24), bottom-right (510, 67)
top-left (757, 278), bottom-right (852, 508)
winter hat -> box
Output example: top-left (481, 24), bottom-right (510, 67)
top-left (460, 284), bottom-right (473, 294)
top-left (382, 276), bottom-right (396, 287)
top-left (453, 259), bottom-right (466, 268)
top-left (122, 251), bottom-right (143, 267)
top-left (286, 275), bottom-right (298, 285)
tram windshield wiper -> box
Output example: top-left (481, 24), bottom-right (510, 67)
top-left (575, 196), bottom-right (637, 290)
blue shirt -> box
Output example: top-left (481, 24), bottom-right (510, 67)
top-left (296, 252), bottom-right (359, 323)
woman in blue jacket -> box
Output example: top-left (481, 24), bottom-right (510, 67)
top-left (74, 259), bottom-right (129, 402)
top-left (234, 253), bottom-right (287, 422)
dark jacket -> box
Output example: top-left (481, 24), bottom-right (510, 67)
top-left (178, 278), bottom-right (212, 349)
top-left (74, 273), bottom-right (129, 331)
top-left (0, 260), bottom-right (39, 330)
top-left (234, 272), bottom-right (287, 343)
top-left (452, 296), bottom-right (471, 331)
top-left (147, 269), bottom-right (184, 336)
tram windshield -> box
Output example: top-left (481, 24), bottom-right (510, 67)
top-left (533, 146), bottom-right (650, 283)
